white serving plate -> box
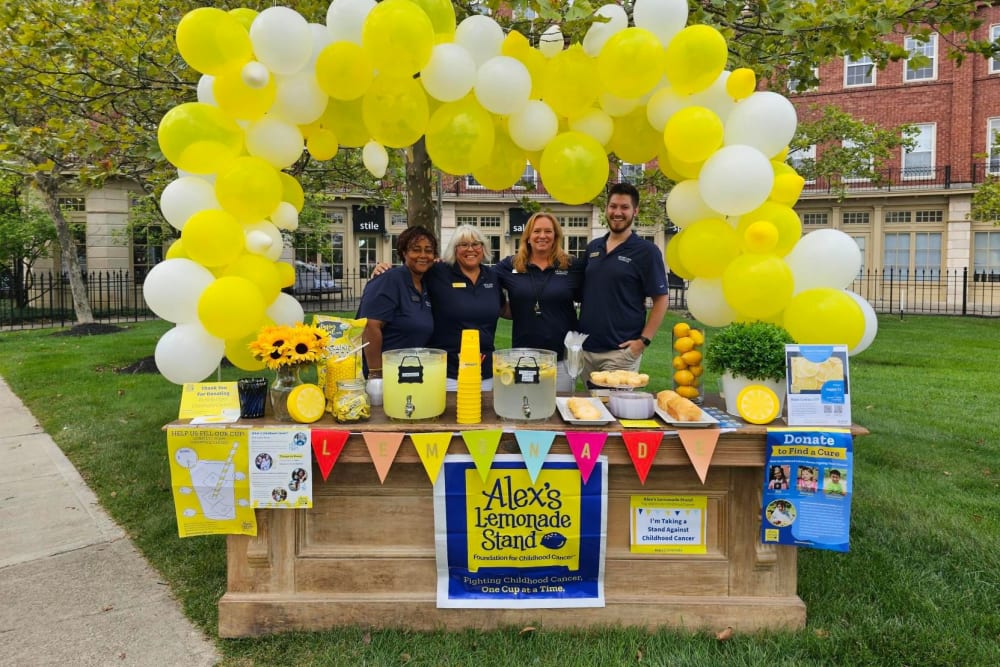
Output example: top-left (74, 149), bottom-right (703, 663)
top-left (654, 405), bottom-right (720, 428)
top-left (556, 397), bottom-right (616, 425)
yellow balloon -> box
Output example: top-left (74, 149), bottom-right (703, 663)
top-left (541, 45), bottom-right (599, 119)
top-left (166, 239), bottom-right (188, 260)
top-left (664, 232), bottom-right (694, 280)
top-left (676, 218), bottom-right (741, 278)
top-left (176, 8), bottom-right (252, 75)
top-left (664, 106), bottom-right (724, 163)
top-left (503, 32), bottom-right (546, 100)
top-left (307, 129), bottom-right (339, 161)
top-left (321, 98), bottom-right (370, 148)
top-left (426, 96), bottom-right (495, 176)
top-left (668, 149), bottom-right (704, 180)
top-left (737, 202), bottom-right (802, 257)
top-left (225, 332), bottom-right (266, 371)
top-left (664, 25), bottom-right (728, 95)
top-left (157, 103), bottom-right (244, 174)
top-left (362, 74), bottom-right (429, 148)
top-left (197, 276), bottom-right (267, 340)
top-left (213, 67), bottom-right (276, 121)
top-left (743, 220), bottom-right (779, 254)
top-left (362, 0), bottom-right (435, 77)
top-left (181, 209), bottom-right (245, 268)
top-left (539, 131), bottom-right (609, 205)
top-left (228, 8), bottom-right (258, 31)
top-left (411, 0), bottom-right (456, 39)
top-left (276, 261), bottom-right (296, 288)
top-left (472, 123), bottom-right (527, 190)
top-left (215, 157), bottom-right (283, 222)
top-left (722, 253), bottom-right (794, 320)
top-left (610, 107), bottom-right (661, 164)
top-left (657, 153), bottom-right (685, 182)
top-left (782, 288), bottom-right (865, 348)
top-left (279, 172), bottom-right (304, 212)
top-left (770, 161), bottom-right (806, 205)
top-left (726, 68), bottom-right (757, 100)
top-left (315, 42), bottom-right (374, 101)
top-left (223, 253), bottom-right (282, 304)
top-left (597, 28), bottom-right (664, 98)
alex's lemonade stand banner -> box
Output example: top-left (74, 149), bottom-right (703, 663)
top-left (434, 454), bottom-right (607, 608)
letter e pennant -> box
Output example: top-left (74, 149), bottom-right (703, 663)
top-left (677, 428), bottom-right (721, 484)
top-left (362, 432), bottom-right (404, 483)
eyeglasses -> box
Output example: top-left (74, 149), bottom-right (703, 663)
top-left (456, 241), bottom-right (484, 250)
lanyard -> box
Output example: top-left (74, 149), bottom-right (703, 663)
top-left (528, 266), bottom-right (554, 316)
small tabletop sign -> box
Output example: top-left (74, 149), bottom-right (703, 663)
top-left (785, 345), bottom-right (851, 427)
top-left (179, 382), bottom-right (240, 421)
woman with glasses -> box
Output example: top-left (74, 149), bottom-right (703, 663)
top-left (495, 212), bottom-right (584, 392)
top-left (357, 226), bottom-right (438, 381)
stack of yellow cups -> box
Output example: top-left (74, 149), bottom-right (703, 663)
top-left (455, 329), bottom-right (482, 424)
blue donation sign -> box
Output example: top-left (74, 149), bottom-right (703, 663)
top-left (434, 454), bottom-right (607, 608)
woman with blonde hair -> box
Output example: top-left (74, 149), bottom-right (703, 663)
top-left (496, 212), bottom-right (584, 392)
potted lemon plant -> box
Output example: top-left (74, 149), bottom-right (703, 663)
top-left (704, 321), bottom-right (794, 416)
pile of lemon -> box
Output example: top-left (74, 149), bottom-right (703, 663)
top-left (671, 322), bottom-right (705, 400)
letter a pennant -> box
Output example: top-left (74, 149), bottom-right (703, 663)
top-left (310, 429), bottom-right (350, 481)
top-left (514, 430), bottom-right (557, 484)
top-left (461, 429), bottom-right (502, 483)
top-left (621, 431), bottom-right (664, 484)
top-left (410, 432), bottom-right (452, 484)
top-left (565, 431), bottom-right (608, 484)
top-left (362, 432), bottom-right (404, 483)
top-left (677, 428), bottom-right (721, 484)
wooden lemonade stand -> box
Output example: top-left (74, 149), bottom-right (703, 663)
top-left (208, 394), bottom-right (867, 637)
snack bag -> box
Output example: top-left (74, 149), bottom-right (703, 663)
top-left (312, 314), bottom-right (367, 409)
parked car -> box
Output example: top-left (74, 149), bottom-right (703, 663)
top-left (290, 261), bottom-right (343, 296)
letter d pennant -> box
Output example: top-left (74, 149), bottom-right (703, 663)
top-left (621, 431), bottom-right (664, 484)
top-left (514, 430), bottom-right (557, 484)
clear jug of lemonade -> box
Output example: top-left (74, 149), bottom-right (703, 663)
top-left (492, 348), bottom-right (557, 421)
top-left (382, 348), bottom-right (447, 420)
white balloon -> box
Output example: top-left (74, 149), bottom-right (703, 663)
top-left (244, 221), bottom-right (284, 261)
top-left (270, 72), bottom-right (327, 125)
top-left (844, 290), bottom-right (879, 356)
top-left (454, 15), bottom-right (504, 67)
top-left (326, 0), bottom-right (376, 45)
top-left (724, 91), bottom-right (798, 158)
top-left (582, 4), bottom-right (628, 57)
top-left (688, 71), bottom-right (736, 124)
top-left (154, 322), bottom-right (225, 384)
top-left (363, 140), bottom-right (389, 178)
top-left (143, 259), bottom-right (216, 324)
top-left (159, 177), bottom-right (220, 231)
top-left (241, 61), bottom-right (271, 89)
top-left (245, 117), bottom-right (304, 169)
top-left (508, 101), bottom-right (559, 152)
top-left (420, 43), bottom-right (476, 102)
top-left (307, 23), bottom-right (334, 68)
top-left (633, 0), bottom-right (688, 46)
top-left (785, 229), bottom-right (863, 294)
top-left (666, 180), bottom-right (720, 229)
top-left (245, 230), bottom-right (275, 254)
top-left (685, 277), bottom-right (736, 328)
top-left (196, 75), bottom-right (216, 105)
top-left (270, 202), bottom-right (299, 231)
top-left (646, 86), bottom-right (688, 131)
top-left (698, 145), bottom-right (774, 216)
top-left (474, 56), bottom-right (531, 115)
top-left (266, 291), bottom-right (305, 326)
top-left (569, 108), bottom-right (614, 146)
top-left (250, 7), bottom-right (313, 75)
top-left (539, 24), bottom-right (564, 58)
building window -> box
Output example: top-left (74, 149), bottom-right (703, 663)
top-left (842, 138), bottom-right (872, 182)
top-left (991, 25), bottom-right (1000, 74)
top-left (787, 63), bottom-right (818, 92)
top-left (915, 210), bottom-right (943, 223)
top-left (883, 233), bottom-right (910, 279)
top-left (619, 162), bottom-right (644, 184)
top-left (58, 196), bottom-right (86, 212)
top-left (132, 224), bottom-right (167, 281)
top-left (390, 212), bottom-right (407, 227)
top-left (844, 54), bottom-right (875, 87)
top-left (885, 211), bottom-right (912, 224)
top-left (850, 235), bottom-right (867, 276)
top-left (842, 211), bottom-right (870, 225)
top-left (904, 35), bottom-right (937, 81)
top-left (515, 163), bottom-right (537, 188)
top-left (562, 215), bottom-right (590, 229)
top-left (987, 118), bottom-right (1000, 175)
top-left (457, 214), bottom-right (501, 229)
top-left (465, 175), bottom-right (484, 189)
top-left (914, 232), bottom-right (942, 280)
top-left (902, 123), bottom-right (935, 179)
top-left (974, 231), bottom-right (1000, 276)
top-left (801, 212), bottom-right (829, 226)
top-left (787, 145), bottom-right (816, 183)
top-left (566, 235), bottom-right (588, 257)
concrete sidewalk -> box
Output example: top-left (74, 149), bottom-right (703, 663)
top-left (0, 376), bottom-right (220, 667)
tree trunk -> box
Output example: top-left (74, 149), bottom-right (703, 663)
top-left (405, 137), bottom-right (438, 235)
top-left (34, 173), bottom-right (94, 324)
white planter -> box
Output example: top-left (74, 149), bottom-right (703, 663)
top-left (719, 371), bottom-right (786, 416)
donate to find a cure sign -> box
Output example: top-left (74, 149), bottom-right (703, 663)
top-left (434, 455), bottom-right (607, 609)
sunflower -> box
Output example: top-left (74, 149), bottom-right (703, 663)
top-left (249, 322), bottom-right (332, 370)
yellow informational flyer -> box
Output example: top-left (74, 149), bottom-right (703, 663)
top-left (629, 495), bottom-right (707, 554)
top-left (178, 382), bottom-right (240, 421)
top-left (166, 427), bottom-right (257, 538)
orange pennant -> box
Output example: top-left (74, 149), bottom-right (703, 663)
top-left (362, 432), bottom-right (404, 483)
top-left (310, 429), bottom-right (349, 481)
top-left (677, 428), bottom-right (721, 484)
top-left (621, 431), bottom-right (664, 484)
top-left (410, 432), bottom-right (452, 484)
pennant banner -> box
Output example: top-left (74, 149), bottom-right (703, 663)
top-left (513, 430), bottom-right (557, 484)
top-left (677, 428), bottom-right (722, 484)
top-left (565, 431), bottom-right (609, 484)
top-left (621, 431), bottom-right (664, 484)
top-left (310, 429), bottom-right (350, 482)
top-left (362, 432), bottom-right (404, 483)
top-left (461, 429), bottom-right (503, 483)
top-left (411, 432), bottom-right (453, 484)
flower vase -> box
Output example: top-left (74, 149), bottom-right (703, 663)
top-left (270, 365), bottom-right (304, 421)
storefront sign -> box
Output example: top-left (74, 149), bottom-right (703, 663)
top-left (352, 205), bottom-right (385, 234)
top-left (434, 454), bottom-right (607, 608)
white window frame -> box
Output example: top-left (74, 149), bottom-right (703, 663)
top-left (991, 25), bottom-right (1000, 74)
top-left (842, 138), bottom-right (872, 183)
top-left (787, 63), bottom-right (819, 93)
top-left (902, 123), bottom-right (935, 180)
top-left (904, 35), bottom-right (937, 82)
top-left (988, 118), bottom-right (1000, 175)
top-left (844, 54), bottom-right (875, 87)
top-left (618, 162), bottom-right (644, 184)
top-left (787, 144), bottom-right (816, 184)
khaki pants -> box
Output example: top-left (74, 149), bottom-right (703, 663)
top-left (581, 348), bottom-right (642, 383)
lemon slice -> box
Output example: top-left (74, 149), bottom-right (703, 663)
top-left (498, 369), bottom-right (515, 386)
top-left (287, 383), bottom-right (326, 423)
top-left (736, 384), bottom-right (780, 425)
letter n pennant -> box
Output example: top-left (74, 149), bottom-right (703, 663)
top-left (621, 431), bottom-right (664, 484)
top-left (461, 429), bottom-right (502, 483)
top-left (362, 432), bottom-right (404, 483)
top-left (565, 431), bottom-right (608, 484)
top-left (310, 429), bottom-right (350, 481)
top-left (677, 428), bottom-right (721, 484)
top-left (514, 430), bottom-right (557, 484)
top-left (410, 432), bottom-right (452, 484)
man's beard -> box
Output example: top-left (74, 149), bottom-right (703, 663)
top-left (608, 214), bottom-right (634, 233)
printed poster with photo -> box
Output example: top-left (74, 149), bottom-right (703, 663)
top-left (434, 454), bottom-right (607, 609)
top-left (760, 428), bottom-right (853, 552)
top-left (785, 344), bottom-right (852, 426)
top-left (248, 428), bottom-right (313, 508)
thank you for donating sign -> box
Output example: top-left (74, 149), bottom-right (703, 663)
top-left (434, 454), bottom-right (607, 608)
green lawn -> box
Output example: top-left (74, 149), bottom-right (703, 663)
top-left (1, 314), bottom-right (998, 666)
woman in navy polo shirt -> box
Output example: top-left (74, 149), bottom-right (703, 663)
top-left (357, 226), bottom-right (438, 381)
top-left (495, 212), bottom-right (583, 392)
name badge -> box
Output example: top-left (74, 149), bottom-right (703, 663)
top-left (452, 282), bottom-right (465, 288)
top-left (589, 251), bottom-right (600, 258)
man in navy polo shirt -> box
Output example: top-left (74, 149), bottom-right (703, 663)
top-left (578, 182), bottom-right (669, 378)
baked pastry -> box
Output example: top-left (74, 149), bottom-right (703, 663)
top-left (588, 370), bottom-right (649, 388)
top-left (656, 390), bottom-right (702, 422)
top-left (567, 397), bottom-right (602, 420)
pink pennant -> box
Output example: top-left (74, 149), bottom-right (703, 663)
top-left (565, 431), bottom-right (608, 484)
top-left (310, 429), bottom-right (349, 481)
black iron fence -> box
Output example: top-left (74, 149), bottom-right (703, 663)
top-left (2, 267), bottom-right (999, 331)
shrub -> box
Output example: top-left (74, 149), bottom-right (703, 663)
top-left (704, 321), bottom-right (795, 382)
